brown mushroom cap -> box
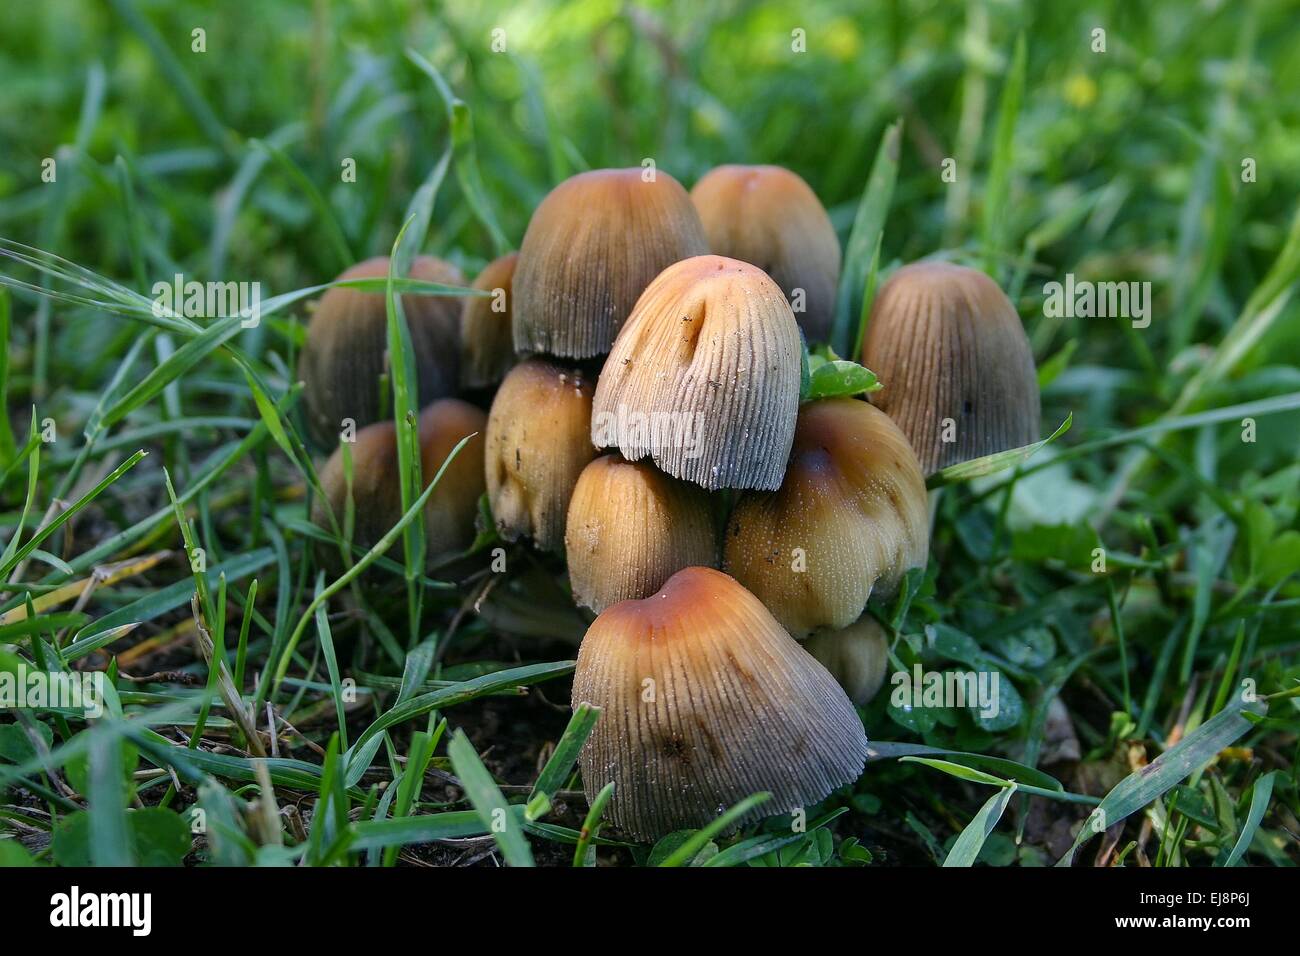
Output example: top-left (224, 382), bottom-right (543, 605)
top-left (299, 255), bottom-right (464, 449)
top-left (690, 164), bottom-right (841, 343)
top-left (564, 454), bottom-right (717, 613)
top-left (418, 399), bottom-right (488, 560)
top-left (459, 252), bottom-right (518, 390)
top-left (312, 401), bottom-right (487, 568)
top-left (313, 419), bottom-right (404, 561)
top-left (485, 358), bottom-right (596, 552)
top-left (723, 398), bottom-right (928, 637)
top-left (512, 168), bottom-right (709, 358)
top-left (572, 566), bottom-right (868, 841)
top-left (591, 255), bottom-right (801, 491)
top-left (862, 261), bottom-right (1040, 475)
top-left (803, 617), bottom-right (891, 707)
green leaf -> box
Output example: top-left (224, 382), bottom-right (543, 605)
top-left (407, 50), bottom-right (511, 256)
top-left (831, 120), bottom-right (901, 356)
top-left (1222, 770), bottom-right (1277, 867)
top-left (130, 807), bottom-right (192, 866)
top-left (447, 729), bottom-right (534, 867)
top-left (869, 741), bottom-right (1064, 792)
top-left (928, 414), bottom-right (1073, 488)
top-left (804, 360), bottom-right (881, 400)
top-left (1056, 699), bottom-right (1267, 866)
top-left (658, 792), bottom-right (772, 867)
top-left (528, 702), bottom-right (600, 819)
top-left (981, 32), bottom-right (1026, 277)
top-left (901, 756), bottom-right (1012, 788)
top-left (943, 783), bottom-right (1017, 867)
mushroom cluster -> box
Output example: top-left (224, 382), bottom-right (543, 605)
top-left (298, 162), bottom-right (1043, 844)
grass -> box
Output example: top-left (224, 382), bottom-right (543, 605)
top-left (0, 0), bottom-right (1297, 868)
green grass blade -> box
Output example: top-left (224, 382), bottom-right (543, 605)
top-left (943, 782), bottom-right (1017, 867)
top-left (981, 32), bottom-right (1025, 277)
top-left (831, 120), bottom-right (901, 356)
top-left (447, 729), bottom-right (534, 866)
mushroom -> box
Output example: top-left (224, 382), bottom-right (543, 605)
top-left (803, 617), bottom-right (891, 707)
top-left (861, 260), bottom-right (1040, 475)
top-left (591, 255), bottom-right (801, 491)
top-left (572, 566), bottom-right (869, 841)
top-left (564, 454), bottom-right (716, 613)
top-left (312, 401), bottom-right (486, 566)
top-left (485, 358), bottom-right (596, 552)
top-left (300, 255), bottom-right (464, 449)
top-left (723, 398), bottom-right (928, 637)
top-left (459, 252), bottom-right (518, 391)
top-left (512, 168), bottom-right (708, 358)
top-left (313, 419), bottom-right (403, 561)
top-left (690, 164), bottom-right (841, 343)
top-left (418, 398), bottom-right (488, 561)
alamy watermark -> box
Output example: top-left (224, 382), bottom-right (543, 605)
top-left (591, 405), bottom-right (704, 460)
top-left (0, 662), bottom-right (105, 719)
top-left (152, 273), bottom-right (262, 328)
top-left (1043, 273), bottom-right (1150, 329)
top-left (890, 664), bottom-right (1001, 720)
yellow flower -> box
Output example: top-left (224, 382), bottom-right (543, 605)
top-left (1064, 73), bottom-right (1098, 108)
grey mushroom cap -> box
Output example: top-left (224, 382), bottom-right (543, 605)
top-left (512, 168), bottom-right (708, 359)
top-left (861, 260), bottom-right (1041, 475)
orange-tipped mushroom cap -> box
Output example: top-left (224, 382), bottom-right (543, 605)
top-left (862, 261), bottom-right (1040, 475)
top-left (572, 566), bottom-right (869, 842)
top-left (724, 398), bottom-right (928, 637)
top-left (564, 454), bottom-right (716, 613)
top-left (512, 168), bottom-right (708, 358)
top-left (690, 164), bottom-right (841, 343)
top-left (591, 255), bottom-right (801, 491)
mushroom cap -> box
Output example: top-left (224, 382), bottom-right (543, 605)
top-left (724, 398), bottom-right (928, 637)
top-left (803, 617), bottom-right (891, 707)
top-left (572, 566), bottom-right (868, 841)
top-left (564, 454), bottom-right (717, 613)
top-left (862, 261), bottom-right (1040, 475)
top-left (300, 255), bottom-right (464, 449)
top-left (485, 358), bottom-right (596, 552)
top-left (512, 168), bottom-right (709, 358)
top-left (313, 419), bottom-right (404, 559)
top-left (690, 164), bottom-right (841, 343)
top-left (591, 255), bottom-right (801, 491)
top-left (418, 398), bottom-right (488, 559)
top-left (459, 252), bottom-right (518, 390)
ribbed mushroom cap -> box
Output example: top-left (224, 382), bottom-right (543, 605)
top-left (572, 566), bottom-right (868, 841)
top-left (512, 168), bottom-right (709, 358)
top-left (300, 255), bottom-right (464, 449)
top-left (459, 252), bottom-right (518, 390)
top-left (485, 358), bottom-right (596, 552)
top-left (313, 419), bottom-right (404, 558)
top-left (591, 255), bottom-right (801, 491)
top-left (803, 617), bottom-right (890, 707)
top-left (564, 454), bottom-right (717, 613)
top-left (418, 399), bottom-right (487, 560)
top-left (690, 164), bottom-right (841, 343)
top-left (724, 398), bottom-right (928, 637)
top-left (862, 261), bottom-right (1040, 475)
